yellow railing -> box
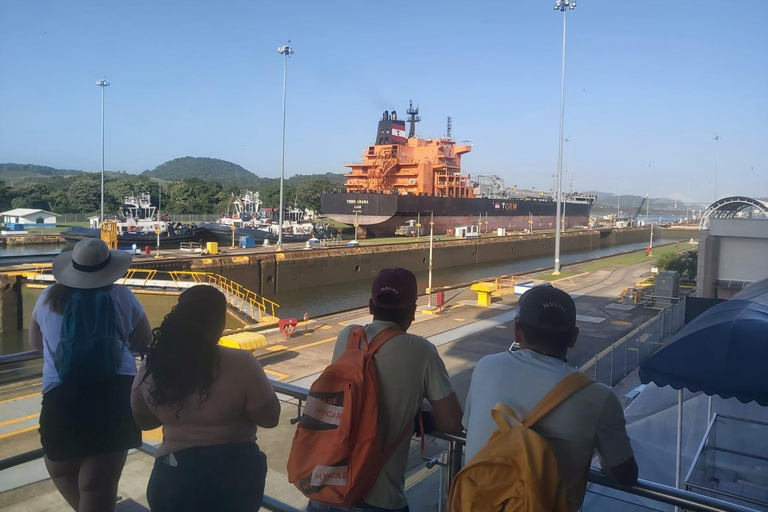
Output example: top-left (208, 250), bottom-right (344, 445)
top-left (14, 266), bottom-right (278, 323)
top-left (168, 271), bottom-right (280, 320)
top-left (122, 269), bottom-right (158, 287)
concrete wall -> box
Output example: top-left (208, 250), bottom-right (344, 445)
top-left (160, 227), bottom-right (651, 295)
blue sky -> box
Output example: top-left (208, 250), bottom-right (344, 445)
top-left (1, 0), bottom-right (766, 202)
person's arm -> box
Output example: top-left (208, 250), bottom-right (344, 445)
top-left (428, 392), bottom-right (464, 435)
top-left (423, 343), bottom-right (464, 434)
top-left (244, 354), bottom-right (281, 428)
top-left (129, 314), bottom-right (153, 351)
top-left (29, 318), bottom-right (43, 354)
top-left (595, 390), bottom-right (638, 486)
top-left (603, 455), bottom-right (639, 487)
top-left (130, 366), bottom-right (162, 430)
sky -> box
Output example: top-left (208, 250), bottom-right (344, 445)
top-left (1, 0), bottom-right (766, 203)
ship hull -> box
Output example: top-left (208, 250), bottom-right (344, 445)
top-left (320, 193), bottom-right (594, 237)
top-left (61, 227), bottom-right (206, 248)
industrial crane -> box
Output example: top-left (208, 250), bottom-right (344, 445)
top-left (629, 194), bottom-right (649, 227)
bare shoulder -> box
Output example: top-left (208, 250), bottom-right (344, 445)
top-left (218, 346), bottom-right (258, 369)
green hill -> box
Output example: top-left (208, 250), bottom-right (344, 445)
top-left (141, 157), bottom-right (264, 187)
top-left (0, 163), bottom-right (83, 186)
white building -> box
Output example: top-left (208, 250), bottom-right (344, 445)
top-left (697, 218), bottom-right (768, 299)
top-left (0, 208), bottom-right (60, 228)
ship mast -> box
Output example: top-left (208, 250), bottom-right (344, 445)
top-left (446, 116), bottom-right (453, 140)
top-left (406, 100), bottom-right (420, 138)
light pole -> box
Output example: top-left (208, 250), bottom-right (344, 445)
top-left (552, 0), bottom-right (576, 275)
top-left (616, 181), bottom-right (621, 225)
top-left (427, 212), bottom-right (434, 311)
top-left (96, 78), bottom-right (110, 225)
top-left (277, 42), bottom-right (294, 251)
top-left (713, 134), bottom-right (721, 202)
top-left (647, 194), bottom-right (653, 256)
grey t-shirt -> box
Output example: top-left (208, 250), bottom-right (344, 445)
top-left (332, 320), bottom-right (455, 510)
top-left (463, 349), bottom-right (634, 512)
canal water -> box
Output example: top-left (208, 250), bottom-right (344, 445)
top-left (0, 239), bottom-right (675, 355)
top-left (0, 245), bottom-right (62, 265)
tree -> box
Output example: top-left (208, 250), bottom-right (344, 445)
top-left (259, 183), bottom-right (296, 209)
top-left (657, 249), bottom-right (698, 282)
top-left (680, 250), bottom-right (698, 281)
top-left (295, 178), bottom-right (336, 212)
top-left (10, 183), bottom-right (51, 210)
top-left (65, 174), bottom-right (103, 213)
top-left (0, 182), bottom-right (14, 211)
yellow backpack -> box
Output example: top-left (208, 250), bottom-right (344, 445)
top-left (448, 372), bottom-right (594, 512)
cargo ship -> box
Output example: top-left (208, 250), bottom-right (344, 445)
top-left (320, 103), bottom-right (596, 237)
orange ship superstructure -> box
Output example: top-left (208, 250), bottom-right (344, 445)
top-left (343, 106), bottom-right (474, 198)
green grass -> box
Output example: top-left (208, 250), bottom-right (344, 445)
top-left (533, 270), bottom-right (581, 281)
top-left (573, 242), bottom-right (696, 272)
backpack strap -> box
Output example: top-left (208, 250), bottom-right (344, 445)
top-left (522, 372), bottom-right (595, 427)
top-left (346, 325), bottom-right (367, 352)
top-left (345, 325), bottom-right (402, 354)
top-left (367, 327), bottom-right (402, 355)
top-left (491, 403), bottom-right (523, 432)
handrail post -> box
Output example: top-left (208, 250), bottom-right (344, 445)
top-left (610, 341), bottom-right (615, 386)
top-left (447, 439), bottom-right (463, 485)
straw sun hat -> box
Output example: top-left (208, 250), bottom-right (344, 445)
top-left (52, 238), bottom-right (133, 289)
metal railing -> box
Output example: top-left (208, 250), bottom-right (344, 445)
top-left (320, 234), bottom-right (345, 247)
top-left (268, 381), bottom-right (759, 512)
top-left (579, 297), bottom-right (687, 388)
top-left (0, 313), bottom-right (760, 512)
top-left (0, 370), bottom-right (759, 512)
top-left (169, 271), bottom-right (280, 319)
top-left (17, 267), bottom-right (280, 322)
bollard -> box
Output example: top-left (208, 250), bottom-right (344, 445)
top-left (436, 290), bottom-right (445, 312)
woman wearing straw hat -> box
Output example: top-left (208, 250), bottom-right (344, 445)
top-left (29, 238), bottom-right (153, 512)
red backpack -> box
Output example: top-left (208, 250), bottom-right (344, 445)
top-left (287, 326), bottom-right (406, 508)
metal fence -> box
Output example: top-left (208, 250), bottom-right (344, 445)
top-left (56, 213), bottom-right (222, 224)
top-left (579, 297), bottom-right (687, 388)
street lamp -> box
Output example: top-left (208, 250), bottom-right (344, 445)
top-left (713, 134), bottom-right (721, 202)
top-left (96, 78), bottom-right (110, 225)
top-left (552, 0), bottom-right (576, 275)
top-left (276, 42), bottom-right (294, 251)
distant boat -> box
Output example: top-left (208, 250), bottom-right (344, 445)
top-left (61, 193), bottom-right (205, 248)
top-left (199, 190), bottom-right (335, 244)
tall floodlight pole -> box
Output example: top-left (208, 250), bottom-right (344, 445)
top-left (713, 134), bottom-right (721, 202)
top-left (277, 42), bottom-right (294, 251)
top-left (552, 0), bottom-right (576, 275)
top-left (617, 181), bottom-right (621, 224)
top-left (428, 212), bottom-right (434, 310)
top-left (96, 78), bottom-right (110, 225)
top-left (647, 194), bottom-right (653, 255)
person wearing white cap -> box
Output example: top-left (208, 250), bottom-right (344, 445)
top-left (29, 238), bottom-right (153, 512)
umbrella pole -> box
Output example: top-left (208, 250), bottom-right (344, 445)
top-left (676, 389), bottom-right (684, 512)
top-left (707, 395), bottom-right (713, 421)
